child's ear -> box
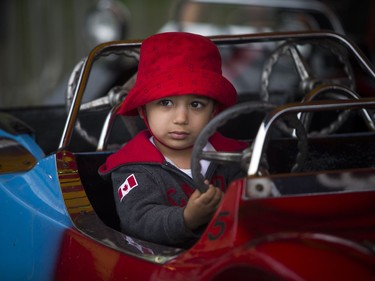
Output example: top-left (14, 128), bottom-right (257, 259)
top-left (137, 107), bottom-right (145, 119)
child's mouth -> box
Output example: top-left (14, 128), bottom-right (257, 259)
top-left (169, 131), bottom-right (189, 140)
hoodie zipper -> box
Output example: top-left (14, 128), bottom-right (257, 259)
top-left (162, 161), bottom-right (219, 189)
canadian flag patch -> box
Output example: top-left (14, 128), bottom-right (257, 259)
top-left (118, 174), bottom-right (138, 201)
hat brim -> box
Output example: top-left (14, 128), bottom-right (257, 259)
top-left (118, 69), bottom-right (237, 116)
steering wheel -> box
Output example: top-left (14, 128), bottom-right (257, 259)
top-left (191, 101), bottom-right (308, 192)
top-left (260, 39), bottom-right (355, 136)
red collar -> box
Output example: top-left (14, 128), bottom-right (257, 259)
top-left (99, 130), bottom-right (248, 174)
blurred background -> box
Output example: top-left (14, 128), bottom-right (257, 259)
top-left (0, 0), bottom-right (174, 107)
top-left (0, 0), bottom-right (373, 108)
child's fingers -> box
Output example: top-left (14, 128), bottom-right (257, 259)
top-left (200, 184), bottom-right (215, 204)
top-left (196, 180), bottom-right (223, 207)
top-left (203, 186), bottom-right (223, 207)
top-left (211, 187), bottom-right (223, 206)
top-left (190, 188), bottom-right (201, 200)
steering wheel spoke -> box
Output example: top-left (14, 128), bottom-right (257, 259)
top-left (200, 151), bottom-right (244, 164)
top-left (289, 44), bottom-right (314, 82)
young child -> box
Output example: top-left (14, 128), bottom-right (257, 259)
top-left (99, 32), bottom-right (248, 248)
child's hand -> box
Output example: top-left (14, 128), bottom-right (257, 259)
top-left (183, 180), bottom-right (223, 230)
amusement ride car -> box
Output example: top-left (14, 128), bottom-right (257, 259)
top-left (1, 29), bottom-right (375, 280)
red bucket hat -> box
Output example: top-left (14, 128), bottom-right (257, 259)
top-left (118, 32), bottom-right (237, 116)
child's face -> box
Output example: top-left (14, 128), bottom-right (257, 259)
top-left (142, 95), bottom-right (216, 151)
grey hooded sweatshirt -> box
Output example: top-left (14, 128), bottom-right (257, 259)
top-left (99, 130), bottom-right (247, 248)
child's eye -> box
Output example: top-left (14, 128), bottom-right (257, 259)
top-left (158, 99), bottom-right (173, 106)
top-left (191, 101), bottom-right (205, 109)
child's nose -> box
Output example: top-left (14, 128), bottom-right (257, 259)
top-left (173, 106), bottom-right (189, 125)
